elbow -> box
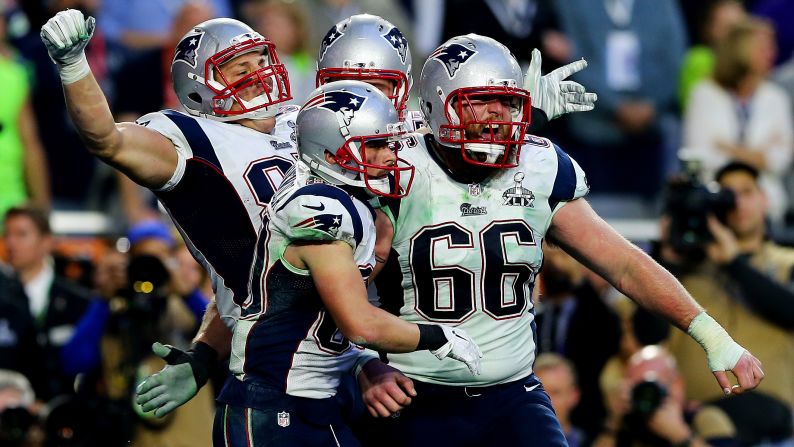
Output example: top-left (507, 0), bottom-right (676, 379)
top-left (339, 315), bottom-right (383, 348)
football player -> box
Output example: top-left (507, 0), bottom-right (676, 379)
top-left (361, 34), bottom-right (764, 446)
top-left (315, 14), bottom-right (597, 136)
top-left (215, 80), bottom-right (482, 445)
top-left (39, 9), bottom-right (308, 415)
top-left (126, 14), bottom-right (601, 421)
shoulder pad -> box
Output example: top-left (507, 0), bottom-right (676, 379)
top-left (271, 183), bottom-right (366, 249)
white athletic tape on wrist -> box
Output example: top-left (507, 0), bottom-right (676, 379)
top-left (687, 312), bottom-right (744, 371)
top-left (58, 53), bottom-right (91, 85)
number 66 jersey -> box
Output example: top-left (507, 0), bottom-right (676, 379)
top-left (375, 133), bottom-right (589, 386)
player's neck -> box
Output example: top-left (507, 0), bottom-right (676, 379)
top-left (236, 116), bottom-right (276, 134)
top-left (427, 137), bottom-right (497, 184)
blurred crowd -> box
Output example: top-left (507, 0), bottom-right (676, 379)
top-left (1, 0), bottom-right (794, 445)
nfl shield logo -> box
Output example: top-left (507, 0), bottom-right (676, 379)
top-left (468, 183), bottom-right (481, 197)
top-left (277, 411), bottom-right (290, 427)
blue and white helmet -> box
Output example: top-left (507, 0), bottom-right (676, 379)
top-left (419, 34), bottom-right (531, 168)
top-left (297, 80), bottom-right (414, 198)
top-left (171, 18), bottom-right (292, 121)
top-left (316, 14), bottom-right (413, 119)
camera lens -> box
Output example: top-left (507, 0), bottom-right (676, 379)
top-left (631, 380), bottom-right (667, 417)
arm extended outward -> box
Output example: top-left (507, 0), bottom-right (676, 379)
top-left (548, 199), bottom-right (764, 395)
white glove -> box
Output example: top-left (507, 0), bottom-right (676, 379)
top-left (40, 9), bottom-right (96, 84)
top-left (431, 325), bottom-right (483, 375)
top-left (522, 48), bottom-right (597, 120)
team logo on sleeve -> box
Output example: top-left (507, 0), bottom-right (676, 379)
top-left (502, 172), bottom-right (535, 207)
top-left (430, 43), bottom-right (477, 78)
top-left (294, 213), bottom-right (343, 236)
top-left (319, 26), bottom-right (344, 61)
top-left (174, 31), bottom-right (204, 68)
top-left (304, 90), bottom-right (366, 127)
top-left (383, 27), bottom-right (409, 63)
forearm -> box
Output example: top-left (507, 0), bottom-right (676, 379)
top-left (613, 246), bottom-right (702, 332)
top-left (345, 306), bottom-right (421, 353)
top-left (63, 74), bottom-right (122, 158)
top-left (724, 257), bottom-right (794, 329)
top-left (192, 300), bottom-right (232, 360)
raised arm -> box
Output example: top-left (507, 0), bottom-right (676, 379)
top-left (40, 10), bottom-right (178, 189)
top-left (548, 198), bottom-right (764, 395)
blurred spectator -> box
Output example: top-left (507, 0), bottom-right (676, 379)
top-left (9, 0), bottom-right (103, 208)
top-left (750, 0), bottom-right (794, 66)
top-left (0, 3), bottom-right (50, 222)
top-left (2, 206), bottom-right (90, 401)
top-left (535, 353), bottom-right (586, 447)
top-left (60, 225), bottom-right (214, 446)
top-left (666, 161), bottom-right (794, 445)
top-left (98, 0), bottom-right (231, 52)
top-left (442, 0), bottom-right (569, 70)
top-left (0, 264), bottom-right (46, 399)
top-left (242, 0), bottom-right (315, 104)
top-left (536, 243), bottom-right (622, 438)
top-left (678, 0), bottom-right (746, 111)
top-left (593, 345), bottom-right (737, 447)
top-left (556, 0), bottom-right (686, 201)
top-left (684, 17), bottom-right (792, 225)
top-left (0, 369), bottom-right (44, 447)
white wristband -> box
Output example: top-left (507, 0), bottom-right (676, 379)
top-left (687, 312), bottom-right (744, 371)
top-left (57, 53), bottom-right (91, 85)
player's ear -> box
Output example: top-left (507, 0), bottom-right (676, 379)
top-left (325, 151), bottom-right (337, 165)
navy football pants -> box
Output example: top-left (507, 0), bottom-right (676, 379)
top-left (352, 374), bottom-right (567, 447)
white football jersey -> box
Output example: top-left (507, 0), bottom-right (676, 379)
top-left (376, 134), bottom-right (589, 386)
top-left (229, 161), bottom-right (377, 398)
top-left (136, 109), bottom-right (297, 328)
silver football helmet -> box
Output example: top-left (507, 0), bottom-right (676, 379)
top-left (171, 18), bottom-right (291, 121)
top-left (316, 14), bottom-right (412, 119)
top-left (297, 80), bottom-right (415, 198)
top-left (419, 34), bottom-right (531, 168)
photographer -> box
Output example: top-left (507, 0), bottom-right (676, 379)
top-left (58, 222), bottom-right (215, 446)
top-left (666, 161), bottom-right (794, 445)
top-left (593, 346), bottom-right (737, 447)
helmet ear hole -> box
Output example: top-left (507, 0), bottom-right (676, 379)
top-left (188, 92), bottom-right (202, 104)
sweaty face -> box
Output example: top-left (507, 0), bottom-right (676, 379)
top-left (3, 216), bottom-right (51, 272)
top-left (215, 51), bottom-right (274, 104)
top-left (359, 139), bottom-right (397, 178)
top-left (720, 171), bottom-right (768, 239)
top-left (457, 95), bottom-right (515, 141)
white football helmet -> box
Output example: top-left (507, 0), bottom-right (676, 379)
top-left (419, 34), bottom-right (531, 168)
top-left (316, 14), bottom-right (412, 119)
top-left (171, 18), bottom-right (291, 121)
top-left (297, 80), bottom-right (415, 198)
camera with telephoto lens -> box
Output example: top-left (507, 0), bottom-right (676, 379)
top-left (663, 152), bottom-right (736, 259)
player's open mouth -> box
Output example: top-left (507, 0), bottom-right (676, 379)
top-left (465, 123), bottom-right (507, 141)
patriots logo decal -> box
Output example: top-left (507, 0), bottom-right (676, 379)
top-left (319, 26), bottom-right (344, 61)
top-left (174, 31), bottom-right (204, 68)
top-left (430, 43), bottom-right (477, 78)
top-left (383, 27), bottom-right (409, 64)
top-left (294, 213), bottom-right (343, 236)
top-left (304, 90), bottom-right (367, 127)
